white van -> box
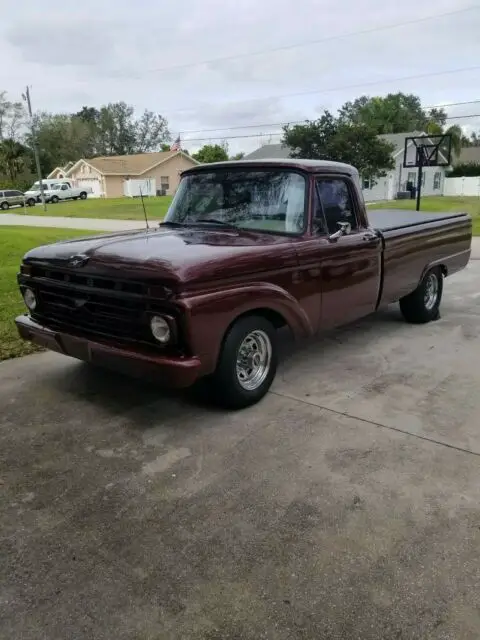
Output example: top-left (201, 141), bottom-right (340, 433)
top-left (25, 179), bottom-right (74, 202)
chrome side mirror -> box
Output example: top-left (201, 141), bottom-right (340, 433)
top-left (328, 221), bottom-right (351, 241)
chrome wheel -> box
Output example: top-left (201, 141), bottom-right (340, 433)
top-left (424, 272), bottom-right (439, 310)
top-left (236, 329), bottom-right (272, 391)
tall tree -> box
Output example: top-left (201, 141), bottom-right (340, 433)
top-left (283, 112), bottom-right (395, 181)
top-left (0, 91), bottom-right (26, 141)
top-left (134, 110), bottom-right (170, 153)
top-left (0, 138), bottom-right (31, 180)
top-left (425, 122), bottom-right (464, 158)
top-left (27, 112), bottom-right (96, 173)
top-left (339, 93), bottom-right (446, 134)
top-left (193, 143), bottom-right (229, 163)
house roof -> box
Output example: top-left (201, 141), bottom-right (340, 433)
top-left (244, 132), bottom-right (427, 162)
top-left (243, 144), bottom-right (291, 160)
top-left (83, 150), bottom-right (195, 175)
top-left (379, 131), bottom-right (426, 156)
top-left (452, 147), bottom-right (480, 165)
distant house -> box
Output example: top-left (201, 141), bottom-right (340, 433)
top-left (244, 133), bottom-right (448, 202)
top-left (451, 147), bottom-right (480, 166)
top-left (47, 150), bottom-right (198, 198)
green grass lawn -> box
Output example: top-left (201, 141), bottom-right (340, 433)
top-left (0, 226), bottom-right (97, 362)
top-left (3, 195), bottom-right (173, 221)
top-left (368, 196), bottom-right (480, 235)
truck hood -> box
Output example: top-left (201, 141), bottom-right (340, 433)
top-left (23, 225), bottom-right (298, 288)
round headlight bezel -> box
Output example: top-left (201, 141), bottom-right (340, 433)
top-left (23, 287), bottom-right (37, 311)
top-left (150, 315), bottom-right (171, 344)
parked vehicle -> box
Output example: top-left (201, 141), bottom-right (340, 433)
top-left (25, 180), bottom-right (66, 202)
top-left (15, 159), bottom-right (472, 409)
top-left (0, 189), bottom-right (36, 209)
top-left (44, 182), bottom-right (91, 203)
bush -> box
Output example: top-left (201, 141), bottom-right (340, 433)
top-left (0, 172), bottom-right (35, 192)
top-left (447, 163), bottom-right (480, 177)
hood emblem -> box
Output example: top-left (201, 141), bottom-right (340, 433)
top-left (67, 254), bottom-right (89, 268)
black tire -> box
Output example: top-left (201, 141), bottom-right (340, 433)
top-left (1, 201), bottom-right (9, 210)
top-left (210, 315), bottom-right (278, 409)
top-left (79, 192), bottom-right (87, 200)
top-left (399, 267), bottom-right (443, 324)
top-left (51, 195), bottom-right (59, 204)
top-left (27, 198), bottom-right (36, 207)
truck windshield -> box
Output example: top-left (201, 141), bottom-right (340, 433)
top-left (165, 169), bottom-right (307, 234)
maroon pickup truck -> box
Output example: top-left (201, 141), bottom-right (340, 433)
top-left (16, 159), bottom-right (471, 408)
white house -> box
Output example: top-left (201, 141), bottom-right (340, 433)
top-left (244, 132), bottom-right (447, 202)
top-left (361, 132), bottom-right (447, 202)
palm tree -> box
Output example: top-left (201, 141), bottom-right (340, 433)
top-left (425, 121), bottom-right (463, 160)
top-left (0, 138), bottom-right (29, 181)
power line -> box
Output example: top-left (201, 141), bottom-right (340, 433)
top-left (108, 6), bottom-right (479, 79)
top-left (181, 112), bottom-right (480, 144)
top-left (177, 100), bottom-right (480, 135)
top-left (163, 65), bottom-right (480, 117)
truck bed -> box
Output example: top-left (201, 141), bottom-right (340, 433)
top-left (368, 208), bottom-right (467, 232)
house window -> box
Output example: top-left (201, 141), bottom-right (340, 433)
top-left (362, 177), bottom-right (371, 190)
top-left (406, 171), bottom-right (416, 188)
top-left (433, 172), bottom-right (441, 190)
top-left (160, 176), bottom-right (169, 189)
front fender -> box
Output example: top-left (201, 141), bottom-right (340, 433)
top-left (179, 282), bottom-right (313, 375)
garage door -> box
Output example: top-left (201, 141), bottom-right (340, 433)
top-left (77, 178), bottom-right (103, 198)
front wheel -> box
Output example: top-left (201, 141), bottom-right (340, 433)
top-left (210, 315), bottom-right (277, 409)
top-left (50, 195), bottom-right (59, 204)
top-left (1, 201), bottom-right (9, 210)
top-left (399, 267), bottom-right (443, 324)
top-left (27, 198), bottom-right (36, 207)
top-left (79, 192), bottom-right (87, 200)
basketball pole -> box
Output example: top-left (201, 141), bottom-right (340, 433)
top-left (416, 148), bottom-right (424, 212)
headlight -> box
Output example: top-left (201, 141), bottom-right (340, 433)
top-left (23, 287), bottom-right (37, 311)
top-left (150, 316), bottom-right (171, 343)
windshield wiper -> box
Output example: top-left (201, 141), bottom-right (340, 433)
top-left (194, 218), bottom-right (237, 228)
top-left (159, 220), bottom-right (186, 227)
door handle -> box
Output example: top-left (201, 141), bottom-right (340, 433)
top-left (362, 232), bottom-right (378, 242)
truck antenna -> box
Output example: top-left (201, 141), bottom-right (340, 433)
top-left (139, 187), bottom-right (149, 230)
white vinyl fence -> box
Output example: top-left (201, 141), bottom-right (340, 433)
top-left (444, 176), bottom-right (480, 197)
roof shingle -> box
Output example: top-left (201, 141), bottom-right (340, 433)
top-left (85, 150), bottom-right (180, 175)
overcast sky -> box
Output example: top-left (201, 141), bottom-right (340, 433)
top-left (1, 0), bottom-right (479, 154)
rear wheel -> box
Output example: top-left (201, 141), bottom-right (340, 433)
top-left (27, 198), bottom-right (36, 207)
top-left (400, 267), bottom-right (443, 324)
top-left (210, 315), bottom-right (277, 409)
top-left (79, 191), bottom-right (87, 200)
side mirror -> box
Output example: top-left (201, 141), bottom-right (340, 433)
top-left (329, 221), bottom-right (351, 241)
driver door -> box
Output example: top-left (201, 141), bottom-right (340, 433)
top-left (314, 176), bottom-right (382, 329)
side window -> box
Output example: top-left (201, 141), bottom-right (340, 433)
top-left (5, 190), bottom-right (16, 197)
top-left (316, 178), bottom-right (358, 234)
top-left (61, 184), bottom-right (68, 190)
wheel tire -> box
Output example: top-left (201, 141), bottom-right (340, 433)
top-left (27, 198), bottom-right (36, 207)
top-left (51, 195), bottom-right (59, 204)
top-left (399, 267), bottom-right (443, 324)
top-left (79, 192), bottom-right (87, 200)
top-left (210, 315), bottom-right (277, 409)
top-left (1, 201), bottom-right (9, 210)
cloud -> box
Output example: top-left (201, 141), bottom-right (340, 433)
top-left (0, 0), bottom-right (479, 155)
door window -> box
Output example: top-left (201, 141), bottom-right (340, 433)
top-left (316, 178), bottom-right (358, 234)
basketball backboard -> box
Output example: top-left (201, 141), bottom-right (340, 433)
top-left (403, 134), bottom-right (452, 168)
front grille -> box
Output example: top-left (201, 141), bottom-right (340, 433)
top-left (21, 267), bottom-right (175, 346)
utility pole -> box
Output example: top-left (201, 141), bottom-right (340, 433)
top-left (22, 86), bottom-right (46, 211)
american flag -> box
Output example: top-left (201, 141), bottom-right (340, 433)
top-left (170, 136), bottom-right (181, 151)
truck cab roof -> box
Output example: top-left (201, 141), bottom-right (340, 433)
top-left (182, 158), bottom-right (359, 176)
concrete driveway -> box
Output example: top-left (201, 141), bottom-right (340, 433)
top-left (1, 264), bottom-right (480, 640)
